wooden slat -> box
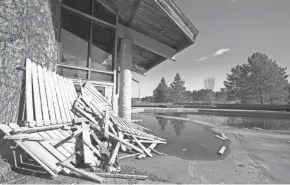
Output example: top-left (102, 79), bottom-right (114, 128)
top-left (44, 130), bottom-right (73, 157)
top-left (31, 62), bottom-right (43, 127)
top-left (43, 67), bottom-right (57, 125)
top-left (50, 130), bottom-right (75, 154)
top-left (109, 142), bottom-right (120, 165)
top-left (25, 59), bottom-right (35, 127)
top-left (132, 135), bottom-right (152, 157)
top-left (52, 72), bottom-right (68, 123)
top-left (47, 71), bottom-right (63, 124)
top-left (57, 75), bottom-right (72, 123)
top-left (37, 65), bottom-right (50, 126)
top-left (58, 76), bottom-right (73, 122)
top-left (58, 163), bottom-right (104, 183)
top-left (64, 78), bottom-right (76, 119)
top-left (7, 124), bottom-right (62, 175)
top-left (82, 122), bottom-right (95, 166)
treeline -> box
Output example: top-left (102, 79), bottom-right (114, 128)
top-left (141, 52), bottom-right (290, 104)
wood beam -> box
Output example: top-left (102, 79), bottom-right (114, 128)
top-left (128, 0), bottom-right (141, 26)
top-left (117, 24), bottom-right (177, 60)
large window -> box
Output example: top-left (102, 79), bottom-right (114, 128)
top-left (58, 0), bottom-right (117, 83)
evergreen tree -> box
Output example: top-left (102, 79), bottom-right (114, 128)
top-left (224, 52), bottom-right (289, 104)
top-left (169, 73), bottom-right (187, 102)
top-left (153, 78), bottom-right (170, 102)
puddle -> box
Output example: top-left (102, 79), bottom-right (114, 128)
top-left (133, 114), bottom-right (231, 161)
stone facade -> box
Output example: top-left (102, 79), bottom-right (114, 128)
top-left (0, 0), bottom-right (59, 124)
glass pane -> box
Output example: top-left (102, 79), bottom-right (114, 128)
top-left (61, 8), bottom-right (90, 67)
top-left (90, 72), bottom-right (113, 82)
top-left (57, 67), bottom-right (88, 80)
top-left (91, 23), bottom-right (115, 71)
top-left (93, 1), bottom-right (116, 25)
top-left (62, 0), bottom-right (92, 15)
top-left (95, 86), bottom-right (105, 96)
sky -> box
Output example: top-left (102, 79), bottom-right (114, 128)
top-left (131, 0), bottom-right (290, 98)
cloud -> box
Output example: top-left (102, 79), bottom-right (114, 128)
top-left (196, 56), bottom-right (208, 62)
top-left (228, 0), bottom-right (237, 2)
top-left (213, 48), bottom-right (231, 56)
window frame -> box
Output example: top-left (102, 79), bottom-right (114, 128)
top-left (57, 0), bottom-right (117, 86)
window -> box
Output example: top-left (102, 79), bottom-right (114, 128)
top-left (59, 0), bottom-right (117, 84)
top-left (57, 67), bottom-right (88, 80)
top-left (91, 23), bottom-right (115, 71)
top-left (91, 72), bottom-right (113, 82)
top-left (93, 1), bottom-right (116, 25)
top-left (62, 0), bottom-right (92, 15)
top-left (60, 8), bottom-right (90, 67)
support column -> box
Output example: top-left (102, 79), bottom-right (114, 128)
top-left (119, 39), bottom-right (132, 122)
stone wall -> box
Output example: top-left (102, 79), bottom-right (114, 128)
top-left (0, 0), bottom-right (60, 124)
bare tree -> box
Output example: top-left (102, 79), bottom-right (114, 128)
top-left (204, 77), bottom-right (215, 105)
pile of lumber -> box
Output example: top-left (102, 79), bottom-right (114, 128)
top-left (71, 82), bottom-right (167, 174)
top-left (0, 59), bottom-right (167, 183)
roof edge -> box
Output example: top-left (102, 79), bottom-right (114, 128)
top-left (155, 0), bottom-right (199, 42)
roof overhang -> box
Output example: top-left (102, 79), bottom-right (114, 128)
top-left (98, 0), bottom-right (199, 74)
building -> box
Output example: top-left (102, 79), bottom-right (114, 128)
top-left (54, 0), bottom-right (199, 122)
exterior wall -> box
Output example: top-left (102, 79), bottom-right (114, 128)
top-left (0, 0), bottom-right (59, 124)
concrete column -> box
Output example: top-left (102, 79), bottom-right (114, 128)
top-left (119, 39), bottom-right (132, 122)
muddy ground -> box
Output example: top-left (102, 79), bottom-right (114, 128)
top-left (2, 123), bottom-right (290, 184)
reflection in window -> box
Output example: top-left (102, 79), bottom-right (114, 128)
top-left (95, 86), bottom-right (105, 96)
top-left (91, 72), bottom-right (113, 82)
top-left (62, 0), bottom-right (92, 15)
top-left (93, 1), bottom-right (116, 25)
top-left (91, 23), bottom-right (115, 71)
top-left (61, 8), bottom-right (90, 67)
top-left (57, 67), bottom-right (88, 80)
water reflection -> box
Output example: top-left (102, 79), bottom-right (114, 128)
top-left (154, 113), bottom-right (290, 131)
top-left (155, 113), bottom-right (187, 136)
top-left (156, 117), bottom-right (170, 131)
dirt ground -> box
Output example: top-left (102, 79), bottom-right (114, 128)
top-left (2, 126), bottom-right (290, 184)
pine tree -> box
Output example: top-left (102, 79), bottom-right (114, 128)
top-left (153, 78), bottom-right (170, 102)
top-left (224, 52), bottom-right (289, 104)
top-left (169, 73), bottom-right (187, 102)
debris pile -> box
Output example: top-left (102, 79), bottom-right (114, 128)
top-left (0, 59), bottom-right (166, 184)
top-left (71, 82), bottom-right (167, 175)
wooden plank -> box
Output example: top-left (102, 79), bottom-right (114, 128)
top-left (104, 109), bottom-right (109, 139)
top-left (43, 130), bottom-right (72, 157)
top-left (37, 65), bottom-right (50, 126)
top-left (94, 172), bottom-right (148, 180)
top-left (25, 59), bottom-right (35, 127)
top-left (11, 123), bottom-right (72, 134)
top-left (47, 71), bottom-right (63, 124)
top-left (64, 78), bottom-right (76, 119)
top-left (60, 76), bottom-right (74, 120)
top-left (52, 72), bottom-right (68, 123)
top-left (108, 132), bottom-right (144, 154)
top-left (132, 135), bottom-right (152, 157)
top-left (0, 124), bottom-right (59, 177)
top-left (58, 163), bottom-right (104, 183)
top-left (32, 132), bottom-right (71, 174)
top-left (218, 146), bottom-right (227, 155)
top-left (215, 135), bottom-right (227, 141)
top-left (57, 75), bottom-right (72, 123)
top-left (82, 122), bottom-right (95, 166)
top-left (68, 80), bottom-right (78, 99)
top-left (43, 67), bottom-right (57, 125)
top-left (91, 133), bottom-right (110, 157)
top-left (109, 142), bottom-right (120, 165)
top-left (7, 124), bottom-right (62, 175)
top-left (50, 130), bottom-right (75, 154)
top-left (31, 62), bottom-right (43, 127)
